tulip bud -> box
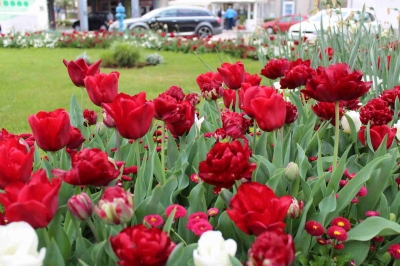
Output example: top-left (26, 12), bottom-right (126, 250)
top-left (95, 187), bottom-right (134, 225)
top-left (285, 162), bottom-right (299, 181)
top-left (390, 213), bottom-right (396, 222)
top-left (95, 122), bottom-right (107, 136)
top-left (287, 198), bottom-right (303, 219)
top-left (68, 192), bottom-right (94, 221)
top-left (102, 108), bottom-right (116, 128)
top-left (381, 252), bottom-right (392, 264)
top-left (394, 120), bottom-right (400, 140)
top-left (341, 111), bottom-right (361, 134)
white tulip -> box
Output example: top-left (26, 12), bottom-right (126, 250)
top-left (0, 222), bottom-right (46, 266)
top-left (393, 120), bottom-right (400, 140)
top-left (195, 115), bottom-right (205, 133)
top-left (341, 110), bottom-right (362, 134)
top-left (193, 231), bottom-right (237, 266)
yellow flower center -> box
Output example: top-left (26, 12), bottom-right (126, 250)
top-left (150, 217), bottom-right (157, 222)
top-left (338, 222), bottom-right (344, 227)
top-left (313, 225), bottom-right (317, 229)
top-left (334, 230), bottom-right (341, 236)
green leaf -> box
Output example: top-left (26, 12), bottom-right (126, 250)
top-left (317, 192), bottom-right (337, 226)
top-left (347, 217), bottom-right (400, 241)
top-left (341, 240), bottom-right (370, 265)
top-left (167, 131), bottom-right (180, 170)
top-left (166, 243), bottom-right (198, 266)
top-left (48, 209), bottom-right (71, 262)
top-left (229, 256), bottom-right (243, 266)
top-left (326, 146), bottom-right (351, 195)
top-left (163, 207), bottom-right (177, 236)
top-left (43, 240), bottom-right (66, 266)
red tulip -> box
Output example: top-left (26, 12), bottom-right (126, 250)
top-left (110, 224), bottom-right (176, 265)
top-left (285, 102), bottom-right (298, 124)
top-left (251, 93), bottom-right (286, 132)
top-left (280, 59), bottom-right (314, 89)
top-left (240, 86), bottom-right (276, 118)
top-left (381, 86), bottom-right (400, 108)
top-left (165, 100), bottom-right (195, 137)
top-left (102, 108), bottom-right (116, 128)
top-left (185, 92), bottom-right (200, 106)
top-left (377, 55), bottom-right (391, 70)
top-left (217, 61), bottom-right (245, 90)
top-left (222, 89), bottom-right (238, 109)
top-left (198, 140), bottom-right (256, 193)
top-left (63, 58), bottom-right (101, 87)
top-left (247, 228), bottom-right (295, 266)
top-left (302, 63), bottom-right (371, 102)
top-left (319, 47), bottom-right (334, 61)
top-left (52, 148), bottom-right (120, 186)
top-left (196, 71), bottom-right (224, 101)
top-left (260, 58), bottom-right (289, 80)
top-left (0, 128), bottom-right (18, 141)
top-left (360, 98), bottom-right (393, 126)
top-left (227, 182), bottom-right (292, 236)
top-left (84, 72), bottom-right (119, 106)
top-left (83, 109), bottom-right (98, 126)
top-left (28, 109), bottom-right (71, 151)
top-left (102, 92), bottom-right (154, 140)
top-left (66, 127), bottom-right (85, 150)
top-left (0, 138), bottom-right (34, 189)
top-left (358, 125), bottom-right (396, 150)
top-left (0, 169), bottom-right (61, 228)
top-left (312, 102), bottom-right (344, 125)
top-left (165, 85), bottom-right (185, 101)
top-left (245, 72), bottom-right (262, 86)
top-left (153, 93), bottom-right (180, 121)
top-left (221, 110), bottom-right (251, 139)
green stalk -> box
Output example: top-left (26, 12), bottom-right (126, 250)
top-left (252, 121), bottom-right (258, 150)
top-left (135, 140), bottom-right (141, 177)
top-left (235, 89), bottom-right (240, 113)
top-left (86, 218), bottom-right (100, 242)
top-left (80, 88), bottom-right (85, 111)
top-left (161, 122), bottom-right (166, 184)
top-left (332, 101), bottom-right (340, 172)
top-left (214, 100), bottom-right (222, 127)
top-left (115, 130), bottom-right (122, 161)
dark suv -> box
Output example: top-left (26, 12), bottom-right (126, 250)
top-left (109, 6), bottom-right (222, 38)
top-left (72, 12), bottom-right (114, 31)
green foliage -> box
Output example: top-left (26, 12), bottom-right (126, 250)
top-left (145, 53), bottom-right (164, 65)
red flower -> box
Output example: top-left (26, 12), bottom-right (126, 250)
top-left (302, 63), bottom-right (371, 102)
top-left (153, 93), bottom-right (179, 121)
top-left (68, 192), bottom-right (94, 221)
top-left (285, 102), bottom-right (298, 124)
top-left (199, 141), bottom-right (256, 192)
top-left (196, 72), bottom-right (224, 101)
top-left (83, 109), bottom-right (98, 126)
top-left (165, 86), bottom-right (185, 101)
top-left (241, 86), bottom-right (277, 118)
top-left (28, 108), bottom-right (71, 152)
top-left (84, 71), bottom-right (119, 106)
top-left (365, 211), bottom-right (379, 217)
top-left (110, 225), bottom-right (176, 266)
top-left (380, 86), bottom-right (400, 108)
top-left (327, 226), bottom-right (348, 241)
top-left (377, 55), bottom-right (391, 70)
top-left (251, 92), bottom-right (286, 132)
top-left (340, 99), bottom-right (361, 110)
top-left (357, 186), bottom-right (368, 197)
top-left (0, 169), bottom-right (61, 228)
top-left (217, 61), bottom-right (246, 90)
top-left (52, 148), bottom-right (120, 186)
top-left (0, 138), bottom-right (34, 189)
top-left (247, 229), bottom-right (295, 266)
top-left (319, 47), bottom-right (334, 61)
top-left (188, 212), bottom-right (208, 222)
top-left (165, 204), bottom-right (187, 219)
top-left (102, 108), bottom-right (116, 128)
top-left (102, 92), bottom-right (155, 140)
top-left (63, 58), bottom-right (101, 87)
top-left (305, 220), bottom-right (325, 236)
top-left (359, 98), bottom-right (393, 126)
top-left (165, 101), bottom-right (195, 137)
top-left (245, 72), bottom-right (262, 86)
top-left (222, 110), bottom-right (251, 139)
top-left (312, 102), bottom-right (345, 125)
top-left (358, 125), bottom-right (396, 150)
top-left (0, 128), bottom-right (18, 141)
top-left (331, 217), bottom-right (351, 231)
top-left (260, 58), bottom-right (289, 80)
top-left (144, 215), bottom-right (164, 227)
top-left (222, 89), bottom-right (238, 109)
top-left (191, 220), bottom-right (213, 236)
top-left (185, 92), bottom-right (200, 106)
top-left (67, 126), bottom-right (85, 150)
top-left (207, 208), bottom-right (218, 216)
top-left (280, 59), bottom-right (314, 89)
top-left (388, 244), bottom-right (400, 259)
top-left (227, 182), bottom-right (292, 236)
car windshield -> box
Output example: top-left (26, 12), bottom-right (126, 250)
top-left (309, 10), bottom-right (349, 22)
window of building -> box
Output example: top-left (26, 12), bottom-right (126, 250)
top-left (283, 0), bottom-right (294, 16)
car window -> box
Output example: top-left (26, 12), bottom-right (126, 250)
top-left (88, 13), bottom-right (95, 19)
top-left (178, 9), bottom-right (210, 17)
top-left (158, 9), bottom-right (177, 18)
top-left (279, 16), bottom-right (292, 23)
top-left (351, 12), bottom-right (373, 23)
top-left (293, 16), bottom-right (303, 22)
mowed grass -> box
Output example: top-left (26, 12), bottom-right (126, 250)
top-left (0, 48), bottom-right (262, 133)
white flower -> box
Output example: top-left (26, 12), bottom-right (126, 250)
top-left (0, 222), bottom-right (46, 266)
top-left (341, 110), bottom-right (361, 134)
top-left (394, 120), bottom-right (400, 140)
top-left (193, 231), bottom-right (237, 266)
top-left (195, 115), bottom-right (205, 133)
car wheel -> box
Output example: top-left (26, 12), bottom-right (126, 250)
top-left (266, 27), bottom-right (274, 34)
top-left (74, 24), bottom-right (80, 31)
top-left (100, 25), bottom-right (107, 31)
top-left (130, 26), bottom-right (146, 32)
top-left (197, 26), bottom-right (212, 38)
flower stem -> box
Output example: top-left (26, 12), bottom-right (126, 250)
top-left (214, 100), bottom-right (222, 127)
top-left (235, 89), bottom-right (240, 113)
top-left (171, 228), bottom-right (187, 246)
top-left (252, 121), bottom-right (258, 150)
top-left (41, 228), bottom-right (51, 247)
top-left (332, 101), bottom-right (340, 172)
top-left (161, 122), bottom-right (166, 184)
top-left (80, 88), bottom-right (85, 111)
top-left (86, 218), bottom-right (100, 242)
top-left (115, 130), bottom-right (122, 161)
top-left (135, 140), bottom-right (141, 177)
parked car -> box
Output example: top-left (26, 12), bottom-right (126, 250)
top-left (72, 12), bottom-right (114, 31)
top-left (109, 6), bottom-right (223, 38)
top-left (288, 8), bottom-right (379, 40)
top-left (263, 14), bottom-right (308, 34)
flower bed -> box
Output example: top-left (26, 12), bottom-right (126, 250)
top-left (2, 8), bottom-right (400, 266)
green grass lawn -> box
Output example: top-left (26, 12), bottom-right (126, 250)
top-left (0, 48), bottom-right (262, 133)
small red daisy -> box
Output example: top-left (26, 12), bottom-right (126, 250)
top-left (143, 215), bottom-right (164, 227)
top-left (165, 204), bottom-right (187, 219)
top-left (331, 217), bottom-right (351, 231)
top-left (207, 208), bottom-right (219, 217)
top-left (305, 221), bottom-right (325, 236)
top-left (388, 244), bottom-right (400, 259)
top-left (327, 226), bottom-right (348, 241)
top-left (365, 211), bottom-right (379, 217)
top-left (191, 221), bottom-right (213, 236)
